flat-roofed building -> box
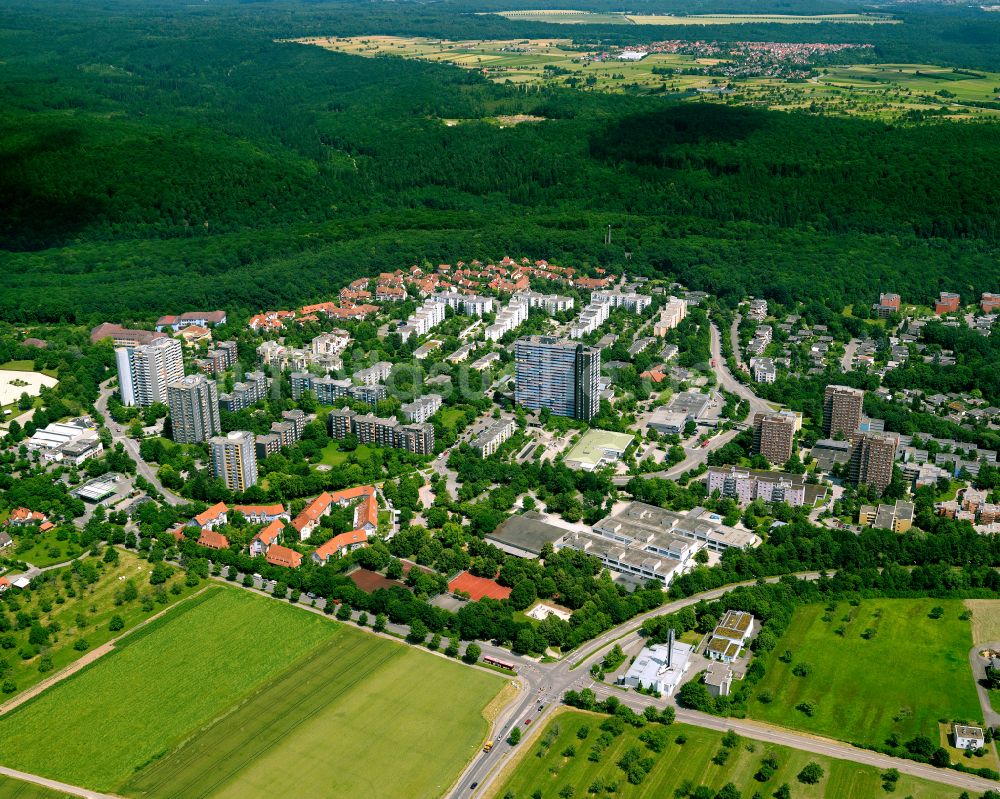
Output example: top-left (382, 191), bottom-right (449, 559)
top-left (706, 466), bottom-right (806, 507)
top-left (168, 374), bottom-right (221, 444)
top-left (849, 432), bottom-right (897, 493)
top-left (823, 384), bottom-right (864, 438)
top-left (514, 336), bottom-right (600, 422)
top-left (705, 610), bottom-right (755, 663)
top-left (210, 431), bottom-right (258, 493)
top-left (401, 394), bottom-right (442, 424)
top-left (218, 371), bottom-right (269, 412)
top-left (472, 416), bottom-right (517, 457)
top-left (653, 296), bottom-right (688, 336)
top-left (116, 337), bottom-right (184, 407)
top-left (593, 502), bottom-right (759, 554)
top-left (752, 412), bottom-right (795, 464)
top-left (622, 631), bottom-right (692, 695)
top-left (859, 499), bottom-right (914, 533)
top-left (486, 511), bottom-right (570, 558)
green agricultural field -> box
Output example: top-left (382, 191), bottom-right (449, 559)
top-left (749, 599), bottom-right (981, 746)
top-left (0, 549), bottom-right (199, 699)
top-left (489, 10), bottom-right (898, 24)
top-left (297, 37), bottom-right (1000, 121)
top-left (495, 711), bottom-right (961, 799)
top-left (0, 775), bottom-right (72, 799)
top-left (124, 625), bottom-right (502, 799)
top-left (0, 587), bottom-right (335, 790)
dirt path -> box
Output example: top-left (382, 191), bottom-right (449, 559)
top-left (0, 587), bottom-right (209, 716)
top-left (0, 765), bottom-right (122, 799)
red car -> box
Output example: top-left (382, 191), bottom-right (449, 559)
top-left (524, 718), bottom-right (532, 726)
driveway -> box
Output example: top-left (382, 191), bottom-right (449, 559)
top-left (969, 641), bottom-right (1000, 729)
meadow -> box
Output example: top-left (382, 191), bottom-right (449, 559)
top-left (749, 598), bottom-right (981, 746)
top-left (0, 549), bottom-right (199, 699)
top-left (0, 587), bottom-right (335, 789)
top-left (296, 37), bottom-right (1000, 120)
top-left (124, 625), bottom-right (502, 799)
top-left (493, 711), bottom-right (962, 799)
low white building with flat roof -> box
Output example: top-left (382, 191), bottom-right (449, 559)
top-left (622, 631), bottom-right (692, 695)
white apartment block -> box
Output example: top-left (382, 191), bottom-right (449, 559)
top-left (400, 298), bottom-right (446, 341)
top-left (653, 296), bottom-right (688, 336)
top-left (485, 299), bottom-right (529, 342)
top-left (400, 393), bottom-right (442, 423)
top-left (210, 430), bottom-right (258, 493)
top-left (311, 330), bottom-right (351, 357)
top-left (115, 337), bottom-right (184, 407)
top-left (431, 291), bottom-right (495, 317)
top-left (512, 291), bottom-right (575, 314)
top-left (751, 357), bottom-right (776, 383)
top-left (353, 361), bottom-right (392, 385)
top-left (592, 290), bottom-right (653, 313)
top-left (568, 300), bottom-right (610, 340)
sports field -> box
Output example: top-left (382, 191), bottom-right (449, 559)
top-left (0, 585), bottom-right (504, 798)
top-left (749, 599), bottom-right (981, 746)
top-left (0, 588), bottom-right (336, 789)
top-left (490, 9), bottom-right (898, 24)
top-left (293, 37), bottom-right (1000, 121)
top-left (494, 711), bottom-right (962, 799)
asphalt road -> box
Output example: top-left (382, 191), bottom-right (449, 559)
top-left (709, 320), bottom-right (774, 419)
top-left (95, 381), bottom-right (185, 506)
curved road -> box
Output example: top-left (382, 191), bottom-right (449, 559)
top-left (95, 381), bottom-right (185, 506)
top-left (451, 570), bottom-right (1000, 798)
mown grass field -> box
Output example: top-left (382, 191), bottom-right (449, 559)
top-left (296, 37), bottom-right (1000, 121)
top-left (317, 439), bottom-right (348, 466)
top-left (10, 528), bottom-right (81, 568)
top-left (0, 587), bottom-right (336, 790)
top-left (0, 550), bottom-right (199, 698)
top-left (965, 599), bottom-right (1000, 644)
top-left (494, 711), bottom-right (961, 799)
top-left (749, 599), bottom-right (981, 746)
top-left (124, 625), bottom-right (503, 799)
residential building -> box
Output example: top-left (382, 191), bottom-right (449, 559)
top-left (823, 384), bottom-right (864, 438)
top-left (935, 292), bottom-right (961, 315)
top-left (90, 323), bottom-right (166, 347)
top-left (470, 352), bottom-right (500, 371)
top-left (747, 298), bottom-right (768, 321)
top-left (751, 357), bottom-right (776, 384)
top-left (849, 433), bottom-right (897, 493)
top-left (311, 329), bottom-right (351, 357)
top-left (591, 290), bottom-right (652, 313)
top-left (115, 337), bottom-right (184, 407)
top-left (249, 518), bottom-right (285, 556)
top-left (196, 341), bottom-right (238, 376)
top-left (400, 394), bottom-right (442, 423)
top-left (353, 361), bottom-right (392, 386)
top-left (512, 291), bottom-right (574, 314)
top-left (328, 409), bottom-right (434, 454)
top-left (706, 466), bottom-right (806, 507)
top-left (568, 299), bottom-right (610, 339)
top-left (472, 416), bottom-right (517, 457)
top-left (412, 340), bottom-right (441, 360)
top-left (399, 298), bottom-right (446, 341)
top-left (705, 610), bottom-right (755, 663)
top-left (859, 499), bottom-right (914, 533)
top-left (514, 336), bottom-right (600, 422)
top-left (653, 296), bottom-right (688, 336)
top-left (431, 291), bottom-right (494, 316)
top-left (953, 725), bottom-right (985, 751)
top-left (218, 371), bottom-right (269, 412)
top-left (752, 412), bottom-right (795, 464)
top-left (621, 631), bottom-right (692, 696)
top-left (210, 431), bottom-right (258, 493)
top-left (872, 293), bottom-right (901, 319)
top-left (485, 299), bottom-right (529, 342)
top-left (167, 375), bottom-right (221, 444)
top-left (155, 310), bottom-right (227, 331)
top-left (981, 293), bottom-right (1000, 314)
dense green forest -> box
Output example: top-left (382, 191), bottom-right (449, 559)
top-left (2, 0), bottom-right (1000, 321)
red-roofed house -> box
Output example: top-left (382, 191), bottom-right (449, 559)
top-left (6, 508), bottom-right (47, 526)
top-left (291, 492), bottom-right (334, 540)
top-left (38, 522), bottom-right (55, 533)
top-left (640, 369), bottom-right (668, 384)
top-left (447, 571), bottom-right (511, 601)
top-left (311, 529), bottom-right (368, 564)
top-left (0, 577), bottom-right (10, 593)
top-left (233, 504), bottom-right (288, 525)
top-left (198, 529), bottom-right (229, 550)
top-left (192, 502), bottom-right (228, 529)
top-left (250, 519), bottom-right (286, 557)
top-left (167, 525), bottom-right (187, 543)
top-left (266, 544), bottom-right (303, 569)
top-left (575, 276), bottom-right (612, 290)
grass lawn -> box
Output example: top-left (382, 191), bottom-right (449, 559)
top-left (11, 528), bottom-right (81, 568)
top-left (1, 549), bottom-right (200, 699)
top-left (495, 711), bottom-right (962, 799)
top-left (0, 361), bottom-right (57, 379)
top-left (124, 625), bottom-right (503, 799)
top-left (439, 407), bottom-right (465, 430)
top-left (0, 775), bottom-right (72, 798)
top-left (317, 440), bottom-right (348, 467)
top-left (749, 599), bottom-right (981, 746)
top-left (0, 587), bottom-right (336, 790)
